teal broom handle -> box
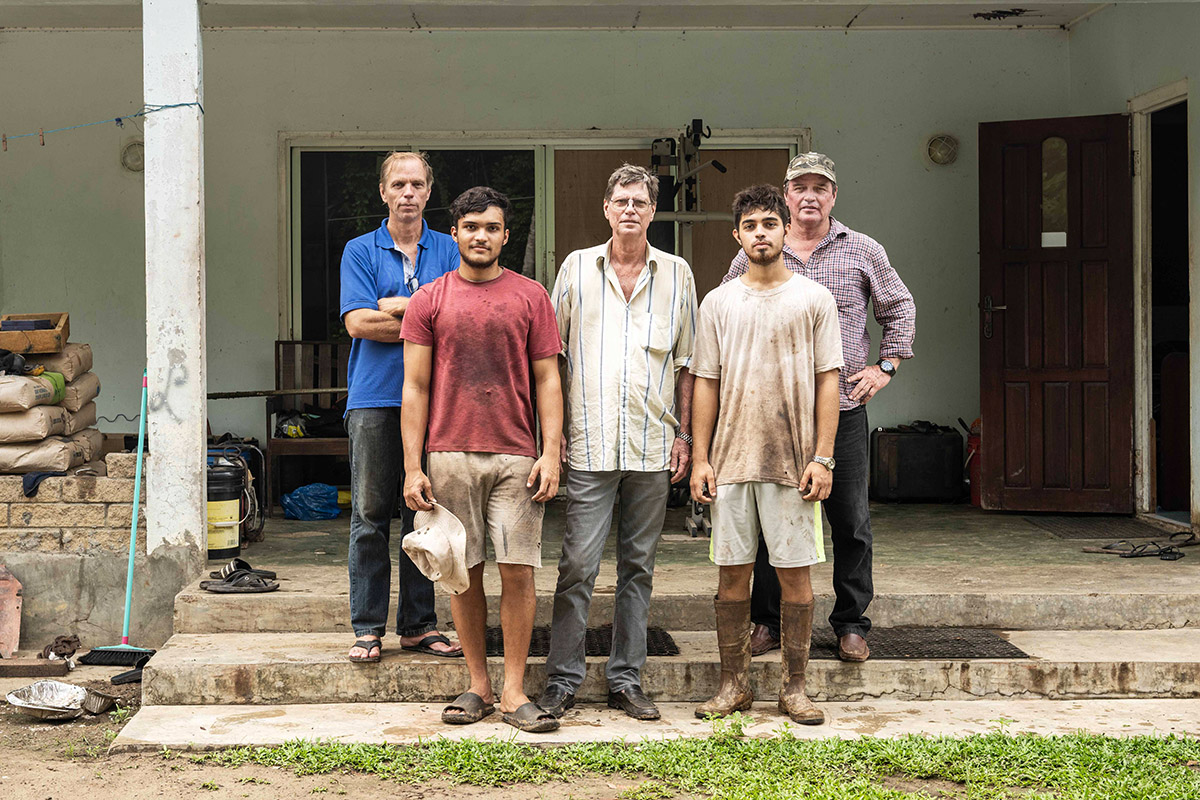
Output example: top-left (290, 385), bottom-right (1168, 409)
top-left (121, 369), bottom-right (148, 645)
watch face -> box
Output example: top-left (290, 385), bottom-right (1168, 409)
top-left (879, 360), bottom-right (895, 375)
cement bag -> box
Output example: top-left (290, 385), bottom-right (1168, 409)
top-left (29, 343), bottom-right (92, 382)
top-left (0, 373), bottom-right (65, 412)
top-left (61, 372), bottom-right (100, 412)
top-left (65, 402), bottom-right (97, 434)
top-left (0, 405), bottom-right (69, 443)
top-left (71, 428), bottom-right (104, 462)
top-left (0, 435), bottom-right (87, 473)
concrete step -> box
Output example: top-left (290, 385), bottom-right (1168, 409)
top-left (112, 698), bottom-right (1200, 752)
top-left (173, 565), bottom-right (1200, 633)
top-left (141, 629), bottom-right (1200, 706)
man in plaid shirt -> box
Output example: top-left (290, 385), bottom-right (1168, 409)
top-left (721, 152), bottom-right (916, 662)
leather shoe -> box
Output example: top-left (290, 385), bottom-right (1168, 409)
top-left (607, 687), bottom-right (661, 720)
top-left (838, 633), bottom-right (870, 662)
top-left (750, 624), bottom-right (781, 657)
top-left (536, 684), bottom-right (576, 719)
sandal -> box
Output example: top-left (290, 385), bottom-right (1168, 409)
top-left (348, 638), bottom-right (382, 663)
top-left (502, 702), bottom-right (559, 733)
top-left (1081, 539), bottom-right (1136, 555)
top-left (200, 571), bottom-right (280, 593)
top-left (401, 633), bottom-right (464, 658)
top-left (209, 558), bottom-right (277, 580)
top-left (442, 691), bottom-right (495, 725)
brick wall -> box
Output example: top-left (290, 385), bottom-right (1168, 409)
top-left (0, 452), bottom-right (148, 555)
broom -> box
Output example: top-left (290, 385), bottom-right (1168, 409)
top-left (79, 370), bottom-right (156, 667)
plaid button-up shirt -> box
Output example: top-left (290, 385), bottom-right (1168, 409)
top-left (723, 217), bottom-right (916, 410)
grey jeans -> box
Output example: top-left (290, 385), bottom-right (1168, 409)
top-left (545, 469), bottom-right (670, 694)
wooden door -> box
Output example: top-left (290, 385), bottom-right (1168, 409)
top-left (978, 114), bottom-right (1134, 512)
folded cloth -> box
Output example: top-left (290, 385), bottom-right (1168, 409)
top-left (402, 503), bottom-right (470, 595)
top-left (23, 470), bottom-right (67, 497)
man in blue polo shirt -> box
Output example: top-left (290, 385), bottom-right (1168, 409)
top-left (341, 151), bottom-right (461, 663)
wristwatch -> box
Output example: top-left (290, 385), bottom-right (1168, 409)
top-left (877, 358), bottom-right (896, 377)
top-left (675, 429), bottom-right (693, 446)
top-left (812, 455), bottom-right (836, 471)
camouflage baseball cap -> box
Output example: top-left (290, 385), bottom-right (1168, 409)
top-left (785, 152), bottom-right (837, 184)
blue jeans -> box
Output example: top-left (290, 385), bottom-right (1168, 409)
top-left (545, 469), bottom-right (670, 693)
top-left (346, 407), bottom-right (438, 639)
top-left (751, 405), bottom-right (874, 638)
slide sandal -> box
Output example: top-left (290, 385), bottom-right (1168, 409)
top-left (209, 558), bottom-right (277, 580)
top-left (442, 692), bottom-right (495, 725)
top-left (502, 702), bottom-right (559, 733)
top-left (201, 572), bottom-right (280, 593)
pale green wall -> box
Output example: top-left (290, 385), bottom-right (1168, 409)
top-left (1, 28), bottom-right (1073, 440)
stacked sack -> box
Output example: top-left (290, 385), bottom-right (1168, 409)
top-left (0, 343), bottom-right (103, 473)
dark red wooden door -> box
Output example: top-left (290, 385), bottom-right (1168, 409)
top-left (979, 114), bottom-right (1133, 512)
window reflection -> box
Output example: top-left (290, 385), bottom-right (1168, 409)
top-left (1041, 137), bottom-right (1067, 248)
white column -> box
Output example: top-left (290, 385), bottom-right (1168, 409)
top-left (143, 0), bottom-right (207, 563)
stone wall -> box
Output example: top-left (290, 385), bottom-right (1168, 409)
top-left (0, 451), bottom-right (190, 651)
top-left (0, 453), bottom-right (147, 556)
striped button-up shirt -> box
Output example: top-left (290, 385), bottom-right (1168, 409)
top-left (553, 240), bottom-right (698, 472)
top-left (723, 217), bottom-right (916, 410)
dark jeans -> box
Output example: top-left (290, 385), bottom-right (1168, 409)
top-left (346, 407), bottom-right (437, 639)
top-left (751, 405), bottom-right (873, 639)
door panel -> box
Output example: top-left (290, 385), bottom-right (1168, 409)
top-left (979, 114), bottom-right (1133, 512)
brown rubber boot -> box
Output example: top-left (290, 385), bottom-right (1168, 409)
top-left (778, 600), bottom-right (825, 725)
top-left (695, 598), bottom-right (754, 719)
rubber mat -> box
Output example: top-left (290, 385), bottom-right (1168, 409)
top-left (485, 626), bottom-right (679, 658)
top-left (1026, 515), bottom-right (1172, 540)
top-left (810, 628), bottom-right (1028, 660)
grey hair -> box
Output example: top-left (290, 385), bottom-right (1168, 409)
top-left (604, 163), bottom-right (659, 207)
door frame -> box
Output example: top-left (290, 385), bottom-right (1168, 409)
top-left (277, 127), bottom-right (810, 339)
top-left (1128, 79), bottom-right (1189, 520)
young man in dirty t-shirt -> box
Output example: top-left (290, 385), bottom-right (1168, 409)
top-left (689, 184), bottom-right (843, 725)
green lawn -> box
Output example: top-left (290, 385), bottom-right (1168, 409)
top-left (192, 721), bottom-right (1200, 800)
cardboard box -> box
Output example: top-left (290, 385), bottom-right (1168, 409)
top-left (0, 313), bottom-right (69, 354)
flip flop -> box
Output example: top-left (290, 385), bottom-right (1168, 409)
top-left (502, 702), bottom-right (559, 733)
top-left (442, 691), bottom-right (495, 725)
top-left (200, 572), bottom-right (280, 593)
top-left (348, 638), bottom-right (381, 663)
top-left (401, 633), bottom-right (464, 658)
top-left (209, 558), bottom-right (277, 580)
top-left (1159, 545), bottom-right (1186, 561)
top-left (1118, 542), bottom-right (1182, 560)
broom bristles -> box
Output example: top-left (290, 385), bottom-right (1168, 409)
top-left (77, 645), bottom-right (156, 667)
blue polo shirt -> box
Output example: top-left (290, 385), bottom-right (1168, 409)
top-left (340, 218), bottom-right (459, 412)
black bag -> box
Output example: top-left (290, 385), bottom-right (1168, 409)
top-left (869, 421), bottom-right (964, 502)
top-left (0, 348), bottom-right (26, 375)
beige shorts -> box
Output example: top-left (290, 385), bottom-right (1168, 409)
top-left (428, 451), bottom-right (544, 568)
top-left (710, 481), bottom-right (826, 568)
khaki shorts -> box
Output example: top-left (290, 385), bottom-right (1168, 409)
top-left (710, 482), bottom-right (826, 568)
top-left (428, 451), bottom-right (544, 568)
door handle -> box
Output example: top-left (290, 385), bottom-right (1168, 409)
top-left (980, 295), bottom-right (1007, 339)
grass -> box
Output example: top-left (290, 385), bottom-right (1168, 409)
top-left (192, 731), bottom-right (1200, 799)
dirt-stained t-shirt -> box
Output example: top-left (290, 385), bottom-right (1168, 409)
top-left (401, 269), bottom-right (563, 458)
top-left (690, 273), bottom-right (844, 488)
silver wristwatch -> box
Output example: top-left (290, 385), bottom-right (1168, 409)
top-left (675, 430), bottom-right (693, 446)
top-left (812, 455), bottom-right (836, 471)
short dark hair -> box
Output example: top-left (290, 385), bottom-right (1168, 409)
top-left (449, 186), bottom-right (512, 227)
top-left (731, 184), bottom-right (790, 227)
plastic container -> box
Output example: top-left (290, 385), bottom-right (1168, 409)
top-left (207, 463), bottom-right (245, 560)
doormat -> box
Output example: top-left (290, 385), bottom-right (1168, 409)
top-left (485, 626), bottom-right (680, 658)
top-left (1026, 515), bottom-right (1172, 540)
top-left (810, 628), bottom-right (1028, 660)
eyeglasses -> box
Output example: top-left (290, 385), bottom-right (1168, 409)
top-left (609, 197), bottom-right (652, 212)
top-left (405, 274), bottom-right (419, 295)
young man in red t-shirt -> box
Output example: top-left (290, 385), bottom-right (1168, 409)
top-left (400, 187), bottom-right (564, 733)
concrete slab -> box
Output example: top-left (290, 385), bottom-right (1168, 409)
top-left (141, 629), bottom-right (1200, 706)
top-left (112, 698), bottom-right (1200, 752)
top-left (177, 503), bottom-right (1200, 634)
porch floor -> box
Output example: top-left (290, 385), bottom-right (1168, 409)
top-left (189, 500), bottom-right (1200, 634)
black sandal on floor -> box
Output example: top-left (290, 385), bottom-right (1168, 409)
top-left (348, 638), bottom-right (382, 663)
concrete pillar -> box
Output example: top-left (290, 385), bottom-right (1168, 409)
top-left (143, 0), bottom-right (207, 565)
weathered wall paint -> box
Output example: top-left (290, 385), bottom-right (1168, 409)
top-left (0, 28), bottom-right (1072, 441)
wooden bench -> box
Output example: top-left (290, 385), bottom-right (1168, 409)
top-left (264, 340), bottom-right (351, 514)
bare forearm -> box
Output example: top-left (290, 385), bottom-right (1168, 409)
top-left (674, 368), bottom-right (694, 433)
top-left (401, 385), bottom-right (429, 472)
top-left (691, 374), bottom-right (719, 465)
top-left (535, 372), bottom-right (563, 457)
top-left (814, 370), bottom-right (840, 457)
top-left (345, 309), bottom-right (403, 343)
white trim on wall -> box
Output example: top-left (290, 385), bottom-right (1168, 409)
top-left (1128, 79), bottom-right (1188, 519)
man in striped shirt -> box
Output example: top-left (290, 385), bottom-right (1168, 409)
top-left (540, 164), bottom-right (698, 721)
top-left (724, 153), bottom-right (916, 663)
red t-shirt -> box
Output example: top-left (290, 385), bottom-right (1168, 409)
top-left (401, 269), bottom-right (563, 458)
